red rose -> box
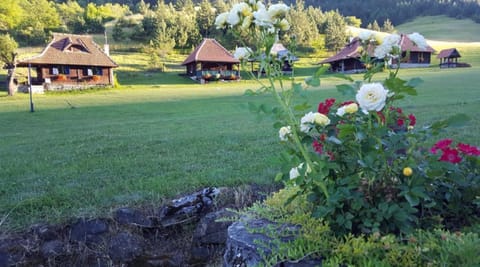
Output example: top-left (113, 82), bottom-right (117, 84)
top-left (439, 147), bottom-right (462, 163)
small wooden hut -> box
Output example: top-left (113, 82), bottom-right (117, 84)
top-left (437, 48), bottom-right (462, 68)
top-left (16, 33), bottom-right (118, 92)
top-left (182, 38), bottom-right (240, 82)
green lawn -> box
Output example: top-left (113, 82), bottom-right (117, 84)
top-left (396, 15), bottom-right (480, 42)
top-left (1, 37), bottom-right (479, 231)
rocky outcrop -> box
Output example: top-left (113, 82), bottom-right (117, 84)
top-left (223, 218), bottom-right (323, 267)
top-left (0, 185), bottom-right (277, 267)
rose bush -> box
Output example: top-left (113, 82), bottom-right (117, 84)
top-left (217, 0), bottom-right (479, 236)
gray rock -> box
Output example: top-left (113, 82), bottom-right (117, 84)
top-left (223, 218), bottom-right (300, 267)
top-left (70, 218), bottom-right (109, 243)
top-left (193, 209), bottom-right (235, 245)
top-left (114, 207), bottom-right (154, 228)
top-left (108, 232), bottom-right (144, 263)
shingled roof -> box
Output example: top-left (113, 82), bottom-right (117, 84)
top-left (320, 38), bottom-right (369, 64)
top-left (182, 38), bottom-right (239, 65)
top-left (437, 48), bottom-right (461, 59)
top-left (399, 34), bottom-right (435, 53)
top-left (17, 33), bottom-right (118, 67)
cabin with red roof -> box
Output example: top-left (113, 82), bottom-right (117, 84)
top-left (319, 38), bottom-right (370, 73)
top-left (16, 33), bottom-right (118, 91)
top-left (321, 34), bottom-right (435, 72)
top-left (394, 34), bottom-right (435, 68)
top-left (182, 38), bottom-right (240, 82)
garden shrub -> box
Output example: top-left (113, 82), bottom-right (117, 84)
top-left (216, 0), bottom-right (480, 265)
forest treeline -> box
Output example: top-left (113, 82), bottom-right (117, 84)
top-left (63, 0), bottom-right (480, 26)
top-left (0, 0), bottom-right (479, 66)
top-left (0, 0), bottom-right (363, 52)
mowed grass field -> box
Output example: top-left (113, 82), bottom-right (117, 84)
top-left (1, 17), bottom-right (480, 231)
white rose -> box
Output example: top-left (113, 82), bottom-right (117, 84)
top-left (227, 10), bottom-right (241, 26)
top-left (289, 163), bottom-right (311, 180)
top-left (336, 106), bottom-right (346, 117)
top-left (374, 44), bottom-right (389, 59)
top-left (215, 12), bottom-right (228, 29)
top-left (300, 112), bottom-right (316, 133)
top-left (289, 165), bottom-right (301, 179)
top-left (382, 34), bottom-right (400, 46)
top-left (344, 103), bottom-right (359, 114)
top-left (253, 7), bottom-right (272, 27)
top-left (358, 30), bottom-right (373, 42)
top-left (313, 112), bottom-right (330, 126)
top-left (278, 126), bottom-right (292, 141)
top-left (408, 32), bottom-right (428, 50)
top-left (268, 3), bottom-right (289, 19)
top-left (356, 83), bottom-right (389, 114)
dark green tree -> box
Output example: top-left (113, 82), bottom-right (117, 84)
top-left (197, 0), bottom-right (216, 37)
top-left (324, 10), bottom-right (347, 52)
top-left (287, 0), bottom-right (319, 47)
top-left (0, 0), bottom-right (23, 32)
top-left (16, 0), bottom-right (61, 45)
top-left (0, 34), bottom-right (18, 95)
top-left (56, 0), bottom-right (85, 33)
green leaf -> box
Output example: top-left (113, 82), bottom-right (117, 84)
top-left (337, 84), bottom-right (356, 97)
top-left (407, 77), bottom-right (423, 87)
top-left (305, 76), bottom-right (321, 87)
top-left (404, 193), bottom-right (419, 206)
top-left (337, 124), bottom-right (355, 139)
top-left (274, 172), bottom-right (284, 182)
top-left (314, 65), bottom-right (329, 77)
top-left (292, 82), bottom-right (303, 93)
top-left (445, 113), bottom-right (470, 127)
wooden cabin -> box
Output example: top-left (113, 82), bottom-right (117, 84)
top-left (182, 38), bottom-right (240, 82)
top-left (16, 33), bottom-right (118, 92)
top-left (394, 34), bottom-right (435, 68)
top-left (319, 38), bottom-right (369, 73)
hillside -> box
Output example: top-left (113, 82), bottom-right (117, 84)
top-left (396, 15), bottom-right (480, 42)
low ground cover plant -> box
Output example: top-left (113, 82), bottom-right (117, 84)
top-left (217, 1), bottom-right (479, 265)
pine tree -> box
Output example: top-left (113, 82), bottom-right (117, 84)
top-left (382, 18), bottom-right (395, 33)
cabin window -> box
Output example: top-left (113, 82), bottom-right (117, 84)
top-left (83, 67), bottom-right (103, 76)
top-left (51, 66), bottom-right (70, 75)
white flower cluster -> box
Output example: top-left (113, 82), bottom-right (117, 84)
top-left (278, 126), bottom-right (292, 141)
top-left (215, 1), bottom-right (290, 33)
top-left (408, 32), bottom-right (428, 50)
top-left (289, 162), bottom-right (312, 180)
top-left (233, 47), bottom-right (253, 60)
top-left (300, 112), bottom-right (330, 133)
top-left (358, 30), bottom-right (375, 42)
top-left (374, 34), bottom-right (401, 59)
